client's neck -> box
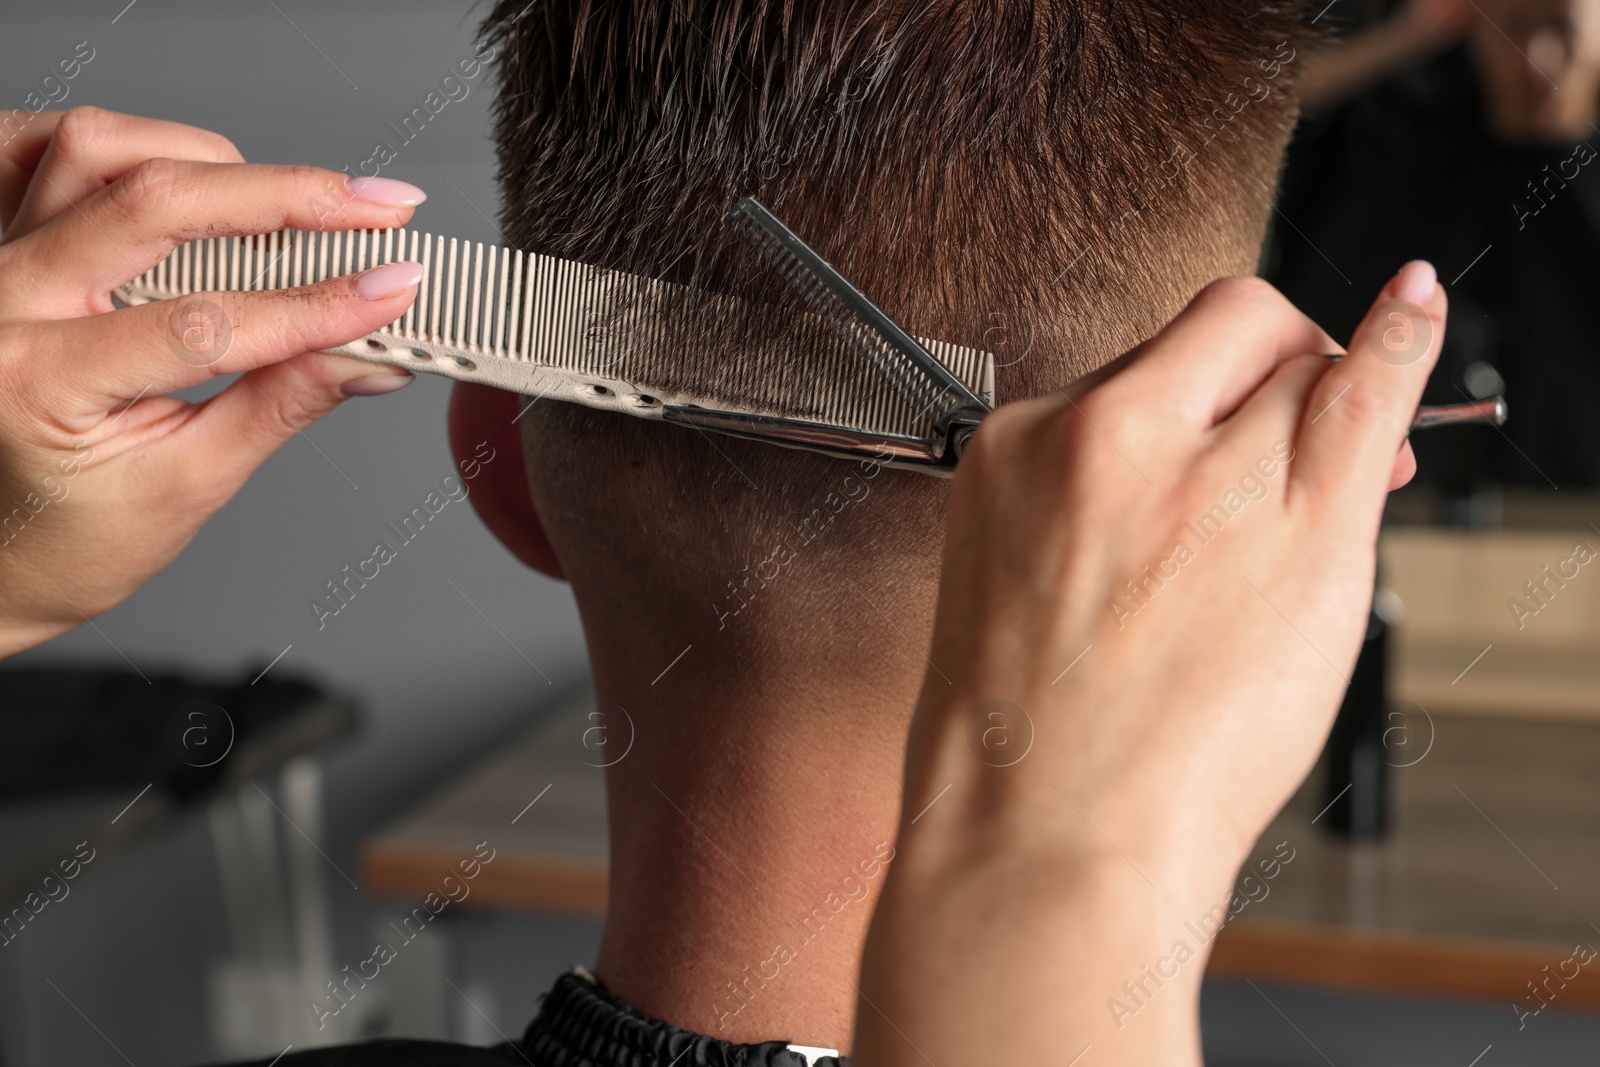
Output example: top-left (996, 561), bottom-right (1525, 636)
top-left (580, 575), bottom-right (937, 1052)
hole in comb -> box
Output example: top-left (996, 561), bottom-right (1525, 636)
top-left (409, 348), bottom-right (431, 360)
top-left (589, 384), bottom-right (612, 398)
top-left (454, 356), bottom-right (476, 371)
top-left (630, 394), bottom-right (659, 408)
top-left (364, 339), bottom-right (388, 352)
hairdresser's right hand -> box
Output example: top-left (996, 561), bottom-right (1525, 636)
top-left (0, 107), bottom-right (426, 658)
top-left (857, 265), bottom-right (1446, 1066)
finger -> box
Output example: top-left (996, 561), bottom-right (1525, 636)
top-left (1111, 276), bottom-right (1341, 427)
top-left (1390, 440), bottom-right (1417, 491)
top-left (37, 261), bottom-right (424, 410)
top-left (1220, 354), bottom-right (1420, 495)
top-left (1056, 343), bottom-right (1148, 403)
top-left (0, 111), bottom-right (67, 231)
top-left (1213, 353), bottom-right (1330, 474)
top-left (16, 159), bottom-right (426, 302)
top-left (7, 107), bottom-right (246, 241)
top-left (1291, 260), bottom-right (1446, 515)
top-left (166, 350), bottom-right (414, 498)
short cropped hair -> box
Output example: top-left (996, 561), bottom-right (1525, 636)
top-left (478, 1), bottom-right (1317, 581)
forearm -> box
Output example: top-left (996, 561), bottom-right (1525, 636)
top-left (854, 710), bottom-right (1248, 1067)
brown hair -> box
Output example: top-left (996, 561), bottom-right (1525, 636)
top-left (478, 0), bottom-right (1317, 581)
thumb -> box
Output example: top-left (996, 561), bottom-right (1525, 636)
top-left (180, 350), bottom-right (413, 486)
top-left (1292, 259), bottom-right (1445, 513)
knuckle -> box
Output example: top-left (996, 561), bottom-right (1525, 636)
top-left (284, 163), bottom-right (341, 209)
top-left (201, 130), bottom-right (244, 163)
top-left (109, 156), bottom-right (186, 218)
top-left (255, 368), bottom-right (325, 438)
top-left (53, 105), bottom-right (120, 156)
top-left (1324, 378), bottom-right (1387, 424)
top-left (1194, 274), bottom-right (1283, 314)
top-left (0, 324), bottom-right (66, 444)
top-left (258, 283), bottom-right (345, 357)
top-left (266, 394), bottom-right (317, 438)
top-left (1047, 399), bottom-right (1112, 462)
top-left (1072, 385), bottom-right (1136, 440)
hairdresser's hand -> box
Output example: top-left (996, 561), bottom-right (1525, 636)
top-left (857, 264), bottom-right (1445, 1066)
top-left (0, 107), bottom-right (426, 657)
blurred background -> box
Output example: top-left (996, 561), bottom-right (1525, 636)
top-left (1, 1), bottom-right (1598, 1065)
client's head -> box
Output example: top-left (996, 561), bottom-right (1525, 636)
top-left (459, 1), bottom-right (1316, 693)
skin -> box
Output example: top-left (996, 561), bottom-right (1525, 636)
top-left (5, 105), bottom-right (1430, 1062)
top-left (858, 264), bottom-right (1442, 1064)
top-left (0, 107), bottom-right (424, 657)
top-left (451, 380), bottom-right (930, 1045)
top-left (1471, 0), bottom-right (1600, 143)
top-left (454, 286), bottom-right (1427, 1056)
top-left (1301, 0), bottom-right (1600, 143)
top-left (1298, 0), bottom-right (1473, 110)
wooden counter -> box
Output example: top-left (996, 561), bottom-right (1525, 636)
top-left (363, 519), bottom-right (1600, 1010)
top-left (361, 704), bottom-right (1600, 1009)
top-left (1209, 715), bottom-right (1600, 1008)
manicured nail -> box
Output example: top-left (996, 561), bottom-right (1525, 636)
top-left (347, 176), bottom-right (427, 206)
top-left (341, 370), bottom-right (414, 398)
top-left (354, 261), bottom-right (423, 299)
top-left (1391, 260), bottom-right (1437, 305)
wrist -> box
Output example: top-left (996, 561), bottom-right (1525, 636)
top-left (864, 835), bottom-right (1210, 1066)
top-left (902, 691), bottom-right (1253, 907)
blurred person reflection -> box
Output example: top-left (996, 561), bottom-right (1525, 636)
top-left (1270, 0), bottom-right (1600, 501)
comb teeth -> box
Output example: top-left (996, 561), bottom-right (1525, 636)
top-left (118, 226), bottom-right (994, 445)
top-left (127, 228), bottom-right (638, 369)
top-left (723, 198), bottom-right (991, 432)
top-left (724, 210), bottom-right (953, 425)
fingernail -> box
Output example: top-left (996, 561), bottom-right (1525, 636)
top-left (341, 370), bottom-right (414, 398)
top-left (1391, 260), bottom-right (1437, 305)
top-left (347, 176), bottom-right (428, 206)
top-left (354, 261), bottom-right (423, 299)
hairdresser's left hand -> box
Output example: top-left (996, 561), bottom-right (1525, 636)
top-left (0, 108), bottom-right (427, 658)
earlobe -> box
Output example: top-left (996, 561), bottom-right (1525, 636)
top-left (447, 382), bottom-right (567, 580)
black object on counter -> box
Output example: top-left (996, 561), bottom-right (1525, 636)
top-left (1320, 606), bottom-right (1391, 839)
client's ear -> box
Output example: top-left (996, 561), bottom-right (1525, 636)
top-left (448, 382), bottom-right (566, 580)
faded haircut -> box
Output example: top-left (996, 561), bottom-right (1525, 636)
top-left (477, 0), bottom-right (1319, 580)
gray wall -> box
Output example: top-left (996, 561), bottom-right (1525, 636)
top-left (1, 2), bottom-right (1598, 1066)
top-left (0, 2), bottom-right (598, 1063)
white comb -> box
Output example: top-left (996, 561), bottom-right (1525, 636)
top-left (118, 212), bottom-right (996, 475)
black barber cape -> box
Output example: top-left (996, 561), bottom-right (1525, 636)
top-left (229, 971), bottom-right (846, 1067)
